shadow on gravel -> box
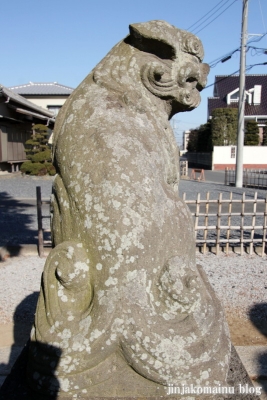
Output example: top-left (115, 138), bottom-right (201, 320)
top-left (13, 292), bottom-right (40, 341)
top-left (0, 341), bottom-right (61, 399)
top-left (0, 192), bottom-right (37, 259)
top-left (0, 292), bottom-right (39, 370)
top-left (0, 292), bottom-right (61, 399)
top-left (249, 303), bottom-right (267, 395)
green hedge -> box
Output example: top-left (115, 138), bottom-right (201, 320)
top-left (20, 161), bottom-right (56, 176)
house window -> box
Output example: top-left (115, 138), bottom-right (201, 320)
top-left (226, 85), bottom-right (262, 106)
top-left (231, 147), bottom-right (236, 159)
top-left (47, 106), bottom-right (62, 116)
top-left (227, 88), bottom-right (239, 105)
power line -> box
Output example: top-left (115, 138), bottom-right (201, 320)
top-left (246, 61), bottom-right (267, 70)
top-left (187, 1), bottom-right (266, 67)
top-left (250, 44), bottom-right (267, 56)
top-left (247, 31), bottom-right (267, 44)
top-left (207, 32), bottom-right (267, 68)
top-left (203, 61), bottom-right (267, 91)
top-left (187, 0), bottom-right (229, 31)
top-left (209, 48), bottom-right (240, 68)
top-left (194, 0), bottom-right (238, 35)
top-left (203, 69), bottom-right (240, 90)
top-left (258, 0), bottom-right (267, 45)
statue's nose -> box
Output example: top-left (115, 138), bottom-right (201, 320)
top-left (196, 63), bottom-right (210, 91)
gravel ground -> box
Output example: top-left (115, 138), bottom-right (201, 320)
top-left (197, 252), bottom-right (267, 319)
top-left (0, 252), bottom-right (266, 327)
top-left (0, 255), bottom-right (44, 325)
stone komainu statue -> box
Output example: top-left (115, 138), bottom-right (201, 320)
top-left (28, 20), bottom-right (230, 398)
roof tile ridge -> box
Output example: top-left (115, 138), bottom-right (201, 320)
top-left (53, 82), bottom-right (74, 90)
top-left (215, 75), bottom-right (239, 77)
top-left (215, 74), bottom-right (267, 78)
top-left (245, 74), bottom-right (267, 77)
top-left (9, 83), bottom-right (31, 89)
top-left (33, 83), bottom-right (54, 86)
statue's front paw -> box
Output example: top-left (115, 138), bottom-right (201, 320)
top-left (158, 256), bottom-right (200, 315)
top-left (43, 241), bottom-right (93, 321)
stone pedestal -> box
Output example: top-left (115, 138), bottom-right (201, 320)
top-left (0, 342), bottom-right (261, 400)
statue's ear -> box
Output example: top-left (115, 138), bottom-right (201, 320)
top-left (128, 21), bottom-right (177, 60)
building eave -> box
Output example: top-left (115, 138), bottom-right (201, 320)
top-left (0, 85), bottom-right (55, 119)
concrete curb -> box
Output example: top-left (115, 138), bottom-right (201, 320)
top-left (0, 244), bottom-right (51, 261)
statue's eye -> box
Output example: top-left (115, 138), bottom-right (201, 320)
top-left (186, 77), bottom-right (197, 84)
top-left (154, 67), bottom-right (164, 80)
top-left (191, 55), bottom-right (200, 63)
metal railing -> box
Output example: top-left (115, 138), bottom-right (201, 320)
top-left (225, 168), bottom-right (267, 189)
top-left (180, 160), bottom-right (188, 178)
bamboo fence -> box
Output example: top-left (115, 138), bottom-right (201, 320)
top-left (36, 187), bottom-right (267, 257)
top-left (183, 191), bottom-right (267, 257)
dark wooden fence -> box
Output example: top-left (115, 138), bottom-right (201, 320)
top-left (36, 186), bottom-right (51, 257)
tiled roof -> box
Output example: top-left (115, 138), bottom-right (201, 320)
top-left (208, 74), bottom-right (267, 117)
top-left (8, 82), bottom-right (74, 96)
top-left (0, 84), bottom-right (55, 119)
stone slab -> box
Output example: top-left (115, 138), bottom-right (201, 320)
top-left (236, 346), bottom-right (267, 380)
top-left (0, 322), bottom-right (32, 347)
top-left (253, 381), bottom-right (267, 400)
top-left (0, 378), bottom-right (5, 390)
top-left (0, 342), bottom-right (261, 399)
top-left (0, 346), bottom-right (23, 375)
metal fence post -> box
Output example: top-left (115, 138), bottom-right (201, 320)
top-left (36, 186), bottom-right (44, 257)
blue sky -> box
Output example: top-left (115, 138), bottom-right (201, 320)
top-left (1, 0), bottom-right (266, 146)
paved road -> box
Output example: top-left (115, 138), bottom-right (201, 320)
top-left (1, 171), bottom-right (265, 200)
top-left (187, 167), bottom-right (226, 185)
top-left (0, 174), bottom-right (53, 246)
top-left (0, 173), bottom-right (53, 200)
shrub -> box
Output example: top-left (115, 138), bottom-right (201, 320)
top-left (31, 149), bottom-right (52, 163)
top-left (262, 125), bottom-right (267, 146)
top-left (211, 108), bottom-right (238, 146)
top-left (44, 163), bottom-right (56, 176)
top-left (244, 121), bottom-right (259, 145)
top-left (21, 162), bottom-right (47, 175)
top-left (22, 124), bottom-right (54, 175)
top-left (187, 122), bottom-right (212, 153)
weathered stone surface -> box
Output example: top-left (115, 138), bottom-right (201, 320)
top-left (27, 20), bottom-right (231, 398)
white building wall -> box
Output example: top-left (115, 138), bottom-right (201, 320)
top-left (24, 96), bottom-right (67, 110)
top-left (213, 146), bottom-right (267, 169)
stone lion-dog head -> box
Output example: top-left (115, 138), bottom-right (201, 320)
top-left (92, 19), bottom-right (209, 118)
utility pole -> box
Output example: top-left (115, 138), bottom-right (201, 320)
top-left (235, 0), bottom-right (249, 188)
